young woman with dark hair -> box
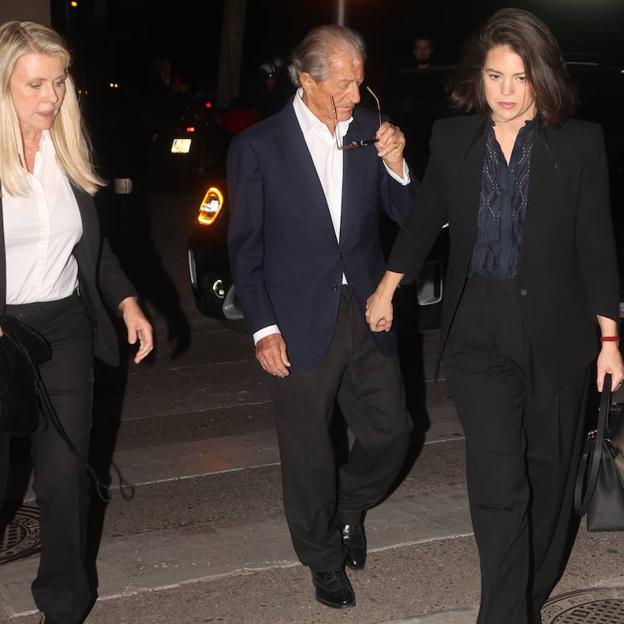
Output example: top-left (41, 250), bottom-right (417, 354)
top-left (366, 8), bottom-right (623, 624)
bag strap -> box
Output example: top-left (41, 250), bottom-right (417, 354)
top-left (3, 329), bottom-right (135, 503)
top-left (574, 373), bottom-right (612, 516)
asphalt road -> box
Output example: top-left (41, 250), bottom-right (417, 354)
top-left (1, 191), bottom-right (623, 624)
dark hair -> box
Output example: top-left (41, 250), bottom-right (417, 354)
top-left (450, 8), bottom-right (577, 126)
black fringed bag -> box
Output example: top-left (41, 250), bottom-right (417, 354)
top-left (0, 314), bottom-right (134, 501)
top-left (0, 314), bottom-right (51, 436)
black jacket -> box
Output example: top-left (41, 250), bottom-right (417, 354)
top-left (388, 114), bottom-right (620, 391)
top-left (0, 185), bottom-right (136, 366)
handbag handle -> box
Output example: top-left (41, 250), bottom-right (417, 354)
top-left (574, 373), bottom-right (612, 516)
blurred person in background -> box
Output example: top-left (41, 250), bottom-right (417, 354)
top-left (412, 34), bottom-right (434, 68)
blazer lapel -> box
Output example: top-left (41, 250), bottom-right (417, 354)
top-left (519, 125), bottom-right (559, 274)
top-left (454, 117), bottom-right (488, 256)
top-left (339, 115), bottom-right (372, 244)
top-left (71, 183), bottom-right (91, 234)
top-left (275, 105), bottom-right (338, 245)
top-left (70, 182), bottom-right (98, 268)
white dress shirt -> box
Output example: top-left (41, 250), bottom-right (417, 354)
top-left (253, 90), bottom-right (410, 344)
top-left (3, 130), bottom-right (83, 305)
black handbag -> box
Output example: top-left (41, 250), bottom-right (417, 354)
top-left (0, 315), bottom-right (51, 436)
top-left (574, 374), bottom-right (624, 531)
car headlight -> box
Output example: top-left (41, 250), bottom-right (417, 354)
top-left (197, 186), bottom-right (224, 226)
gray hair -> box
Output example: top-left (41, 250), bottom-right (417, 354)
top-left (288, 25), bottom-right (366, 87)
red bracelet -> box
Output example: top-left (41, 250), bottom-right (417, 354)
top-left (601, 336), bottom-right (620, 342)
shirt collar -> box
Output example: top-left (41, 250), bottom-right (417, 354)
top-left (293, 87), bottom-right (353, 140)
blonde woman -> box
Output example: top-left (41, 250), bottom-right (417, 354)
top-left (0, 21), bottom-right (153, 624)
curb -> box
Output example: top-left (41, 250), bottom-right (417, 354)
top-left (379, 609), bottom-right (478, 624)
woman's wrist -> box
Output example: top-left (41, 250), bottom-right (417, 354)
top-left (600, 339), bottom-right (620, 351)
top-left (118, 296), bottom-right (138, 312)
top-left (377, 271), bottom-right (403, 299)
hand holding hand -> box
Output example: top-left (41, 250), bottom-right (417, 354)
top-left (118, 296), bottom-right (154, 364)
top-left (365, 290), bottom-right (394, 332)
top-left (256, 333), bottom-right (291, 377)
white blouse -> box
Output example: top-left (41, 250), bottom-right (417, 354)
top-left (2, 130), bottom-right (83, 305)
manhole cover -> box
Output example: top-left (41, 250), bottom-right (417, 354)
top-left (0, 504), bottom-right (41, 565)
top-left (544, 588), bottom-right (624, 624)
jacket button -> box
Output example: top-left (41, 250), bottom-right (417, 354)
top-left (520, 288), bottom-right (528, 297)
top-left (339, 251), bottom-right (344, 260)
top-left (330, 284), bottom-right (338, 292)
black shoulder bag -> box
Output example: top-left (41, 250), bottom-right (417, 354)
top-left (574, 374), bottom-right (624, 531)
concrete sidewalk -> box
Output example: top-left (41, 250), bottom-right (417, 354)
top-left (382, 611), bottom-right (477, 624)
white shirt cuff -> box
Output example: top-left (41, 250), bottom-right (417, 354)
top-left (253, 325), bottom-right (281, 345)
top-left (384, 159), bottom-right (410, 185)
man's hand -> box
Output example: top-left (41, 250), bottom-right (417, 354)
top-left (375, 121), bottom-right (406, 177)
top-left (256, 333), bottom-right (291, 377)
top-left (118, 296), bottom-right (154, 364)
top-left (366, 290), bottom-right (394, 332)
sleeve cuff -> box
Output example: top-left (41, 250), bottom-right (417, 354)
top-left (384, 159), bottom-right (410, 185)
top-left (253, 325), bottom-right (281, 344)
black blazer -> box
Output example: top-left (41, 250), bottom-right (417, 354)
top-left (388, 114), bottom-right (620, 391)
top-left (227, 102), bottom-right (417, 370)
top-left (0, 185), bottom-right (136, 366)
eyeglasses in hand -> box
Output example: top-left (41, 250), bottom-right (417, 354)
top-left (332, 85), bottom-right (382, 151)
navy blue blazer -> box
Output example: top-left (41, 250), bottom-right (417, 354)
top-left (227, 102), bottom-right (417, 370)
top-left (0, 186), bottom-right (136, 366)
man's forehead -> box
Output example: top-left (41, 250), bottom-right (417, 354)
top-left (327, 47), bottom-right (364, 78)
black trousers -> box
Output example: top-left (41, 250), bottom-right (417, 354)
top-left (0, 294), bottom-right (94, 624)
top-left (272, 286), bottom-right (411, 572)
top-left (444, 278), bottom-right (588, 624)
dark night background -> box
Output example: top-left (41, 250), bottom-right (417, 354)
top-left (50, 0), bottom-right (624, 96)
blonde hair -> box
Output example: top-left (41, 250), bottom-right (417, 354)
top-left (0, 21), bottom-right (104, 196)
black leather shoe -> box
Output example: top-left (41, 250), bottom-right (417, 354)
top-left (312, 569), bottom-right (355, 608)
top-left (341, 523), bottom-right (366, 570)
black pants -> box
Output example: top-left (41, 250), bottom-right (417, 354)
top-left (0, 294), bottom-right (94, 624)
top-left (444, 278), bottom-right (588, 624)
top-left (272, 286), bottom-right (411, 572)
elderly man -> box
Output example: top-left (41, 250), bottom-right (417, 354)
top-left (227, 25), bottom-right (415, 608)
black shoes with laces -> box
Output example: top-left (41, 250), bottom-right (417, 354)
top-left (312, 569), bottom-right (355, 608)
